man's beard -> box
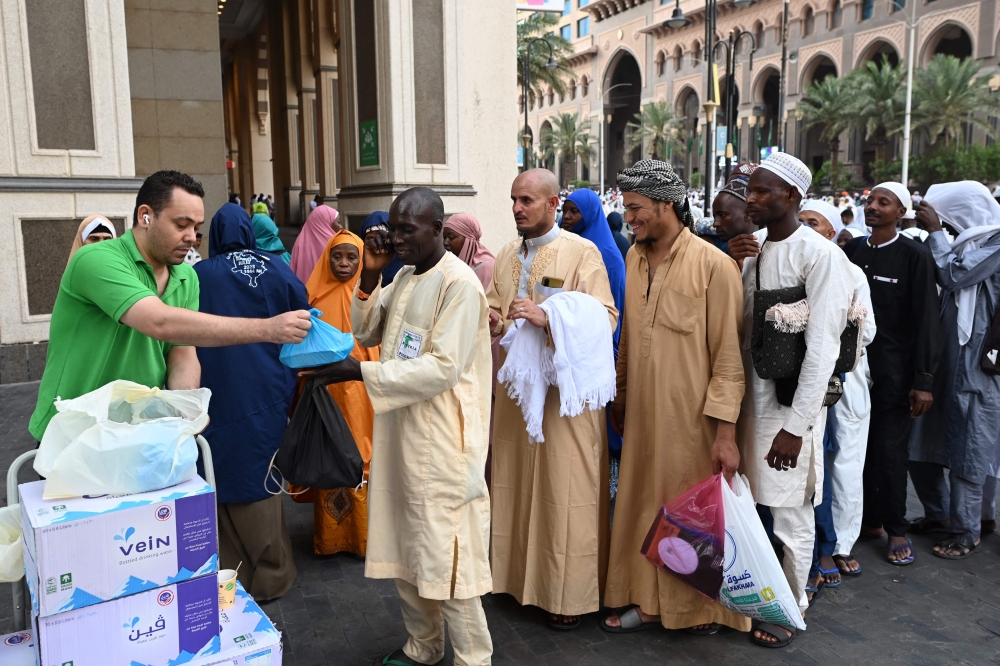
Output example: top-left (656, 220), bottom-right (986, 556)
top-left (635, 235), bottom-right (656, 245)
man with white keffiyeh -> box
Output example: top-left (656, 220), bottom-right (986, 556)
top-left (908, 182), bottom-right (1000, 561)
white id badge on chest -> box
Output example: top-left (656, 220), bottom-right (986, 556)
top-left (397, 329), bottom-right (424, 360)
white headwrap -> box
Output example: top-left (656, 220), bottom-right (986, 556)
top-left (81, 217), bottom-right (116, 241)
top-left (871, 182), bottom-right (913, 212)
top-left (924, 181), bottom-right (1000, 345)
top-left (757, 152), bottom-right (812, 198)
top-left (801, 199), bottom-right (844, 236)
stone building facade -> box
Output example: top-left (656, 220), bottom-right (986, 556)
top-left (521, 0), bottom-right (1000, 189)
top-left (0, 0), bottom-right (516, 382)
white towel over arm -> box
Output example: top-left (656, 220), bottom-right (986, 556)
top-left (497, 291), bottom-right (616, 442)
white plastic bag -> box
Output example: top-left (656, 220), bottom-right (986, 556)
top-left (34, 380), bottom-right (211, 499)
top-left (719, 474), bottom-right (806, 631)
top-left (0, 504), bottom-right (23, 582)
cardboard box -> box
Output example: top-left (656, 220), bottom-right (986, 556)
top-left (19, 476), bottom-right (217, 617)
top-left (31, 570), bottom-right (220, 666)
top-left (0, 630), bottom-right (37, 666)
top-left (192, 582), bottom-right (283, 666)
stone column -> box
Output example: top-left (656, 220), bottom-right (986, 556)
top-left (266, 0), bottom-right (301, 227)
top-left (335, 0), bottom-right (517, 250)
top-left (312, 0), bottom-right (341, 200)
top-left (295, 0), bottom-right (320, 222)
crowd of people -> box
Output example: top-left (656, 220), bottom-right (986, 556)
top-left (30, 152), bottom-right (1000, 665)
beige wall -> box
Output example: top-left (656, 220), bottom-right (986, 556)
top-left (126, 0), bottom-right (228, 227)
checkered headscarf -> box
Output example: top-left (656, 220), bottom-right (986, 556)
top-left (617, 160), bottom-right (694, 229)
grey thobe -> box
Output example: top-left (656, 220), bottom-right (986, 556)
top-left (909, 230), bottom-right (1000, 483)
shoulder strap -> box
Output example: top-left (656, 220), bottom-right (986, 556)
top-left (755, 238), bottom-right (768, 291)
top-left (848, 236), bottom-right (869, 261)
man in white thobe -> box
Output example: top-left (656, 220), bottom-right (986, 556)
top-left (306, 187), bottom-right (493, 666)
top-left (799, 200), bottom-right (876, 580)
top-left (729, 153), bottom-right (853, 648)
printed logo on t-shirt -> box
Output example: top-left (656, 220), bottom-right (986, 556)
top-left (230, 250), bottom-right (269, 287)
top-left (397, 330), bottom-right (423, 360)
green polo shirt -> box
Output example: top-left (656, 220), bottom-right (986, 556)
top-left (28, 231), bottom-right (200, 440)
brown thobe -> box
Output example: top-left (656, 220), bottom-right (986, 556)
top-left (488, 229), bottom-right (618, 616)
top-left (604, 228), bottom-right (751, 631)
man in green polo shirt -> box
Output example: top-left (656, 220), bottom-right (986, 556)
top-left (29, 170), bottom-right (312, 441)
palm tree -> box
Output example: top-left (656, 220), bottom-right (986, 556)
top-left (540, 113), bottom-right (596, 186)
top-left (849, 55), bottom-right (906, 164)
top-left (517, 13), bottom-right (574, 104)
top-left (799, 75), bottom-right (855, 174)
top-left (912, 54), bottom-right (996, 149)
top-left (625, 101), bottom-right (689, 161)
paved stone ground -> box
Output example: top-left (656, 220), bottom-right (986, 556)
top-left (2, 381), bottom-right (999, 665)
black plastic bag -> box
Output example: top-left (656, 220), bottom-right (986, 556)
top-left (269, 379), bottom-right (363, 490)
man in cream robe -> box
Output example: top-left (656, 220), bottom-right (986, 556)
top-left (604, 160), bottom-right (750, 634)
top-left (307, 188), bottom-right (493, 666)
top-left (730, 153), bottom-right (853, 647)
top-left (488, 169), bottom-right (618, 628)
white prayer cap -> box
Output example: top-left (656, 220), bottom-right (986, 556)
top-left (845, 227), bottom-right (865, 238)
top-left (902, 209), bottom-right (915, 220)
top-left (871, 182), bottom-right (912, 212)
top-left (801, 199), bottom-right (844, 235)
top-left (757, 152), bottom-right (812, 198)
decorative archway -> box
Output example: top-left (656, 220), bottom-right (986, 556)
top-left (799, 53), bottom-right (838, 92)
top-left (752, 67), bottom-right (781, 156)
top-left (857, 39), bottom-right (900, 68)
top-left (921, 23), bottom-right (974, 64)
top-left (675, 86), bottom-right (701, 178)
top-left (603, 49), bottom-right (643, 179)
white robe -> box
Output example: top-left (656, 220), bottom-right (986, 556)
top-left (738, 225), bottom-right (854, 508)
top-left (352, 252), bottom-right (493, 601)
top-left (828, 263), bottom-right (877, 554)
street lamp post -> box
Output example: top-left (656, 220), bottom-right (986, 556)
top-left (663, 0), bottom-right (756, 205)
top-left (521, 37), bottom-right (558, 173)
top-left (713, 29), bottom-right (756, 179)
top-left (777, 0), bottom-right (790, 152)
top-left (900, 0), bottom-right (927, 187)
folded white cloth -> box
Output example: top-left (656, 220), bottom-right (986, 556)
top-left (497, 291), bottom-right (616, 443)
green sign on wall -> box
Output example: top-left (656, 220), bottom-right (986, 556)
top-left (359, 119), bottom-right (378, 167)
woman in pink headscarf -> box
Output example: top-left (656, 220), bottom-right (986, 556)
top-left (442, 213), bottom-right (495, 290)
top-left (290, 204), bottom-right (340, 282)
top-left (443, 213), bottom-right (499, 487)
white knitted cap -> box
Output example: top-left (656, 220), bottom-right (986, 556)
top-left (801, 199), bottom-right (844, 234)
top-left (757, 152), bottom-right (812, 198)
top-left (872, 182), bottom-right (913, 212)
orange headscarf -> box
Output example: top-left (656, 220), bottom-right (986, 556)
top-left (303, 229), bottom-right (379, 465)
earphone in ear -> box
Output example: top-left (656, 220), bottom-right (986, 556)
top-left (143, 214), bottom-right (149, 224)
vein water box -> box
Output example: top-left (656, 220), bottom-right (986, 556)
top-left (0, 630), bottom-right (37, 666)
top-left (31, 569), bottom-right (221, 666)
top-left (192, 582), bottom-right (283, 666)
top-left (19, 475), bottom-right (218, 617)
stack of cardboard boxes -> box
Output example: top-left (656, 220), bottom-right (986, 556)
top-left (0, 476), bottom-right (284, 665)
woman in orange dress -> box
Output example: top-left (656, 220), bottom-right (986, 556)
top-left (298, 229), bottom-right (380, 555)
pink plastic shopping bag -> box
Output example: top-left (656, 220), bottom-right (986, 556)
top-left (640, 473), bottom-right (726, 600)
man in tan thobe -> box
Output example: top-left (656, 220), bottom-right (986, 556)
top-left (487, 169), bottom-right (618, 629)
top-left (306, 188), bottom-right (493, 666)
top-left (603, 160), bottom-right (750, 635)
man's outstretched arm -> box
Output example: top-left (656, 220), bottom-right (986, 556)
top-left (121, 296), bottom-right (311, 347)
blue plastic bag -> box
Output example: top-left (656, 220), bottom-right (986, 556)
top-left (280, 308), bottom-right (356, 368)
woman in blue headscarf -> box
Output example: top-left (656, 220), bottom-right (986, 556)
top-left (360, 211), bottom-right (405, 285)
top-left (194, 203), bottom-right (310, 601)
top-left (562, 188), bottom-right (627, 461)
